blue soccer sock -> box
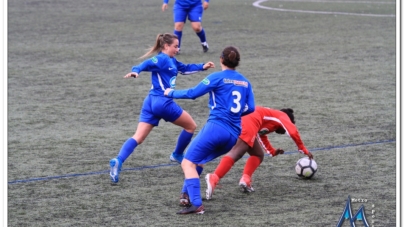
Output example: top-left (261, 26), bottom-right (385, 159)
top-left (181, 182), bottom-right (188, 193)
top-left (174, 30), bottom-right (182, 48)
top-left (185, 178), bottom-right (202, 207)
top-left (196, 29), bottom-right (207, 43)
top-left (173, 130), bottom-right (193, 155)
top-left (117, 138), bottom-right (138, 163)
top-left (181, 166), bottom-right (204, 193)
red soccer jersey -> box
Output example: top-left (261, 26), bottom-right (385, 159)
top-left (239, 106), bottom-right (309, 156)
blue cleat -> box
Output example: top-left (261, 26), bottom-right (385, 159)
top-left (170, 152), bottom-right (184, 164)
top-left (109, 158), bottom-right (122, 184)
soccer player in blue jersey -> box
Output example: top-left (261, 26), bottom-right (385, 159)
top-left (164, 46), bottom-right (256, 214)
top-left (162, 0), bottom-right (210, 53)
top-left (109, 33), bottom-right (215, 184)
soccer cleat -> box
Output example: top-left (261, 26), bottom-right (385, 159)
top-left (179, 193), bottom-right (190, 207)
top-left (201, 43), bottom-right (209, 53)
top-left (205, 173), bottom-right (219, 200)
top-left (239, 174), bottom-right (255, 193)
top-left (177, 204), bottom-right (205, 214)
top-left (109, 158), bottom-right (122, 184)
top-left (170, 152), bottom-right (184, 164)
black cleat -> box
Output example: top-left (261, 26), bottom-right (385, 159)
top-left (202, 43), bottom-right (209, 53)
top-left (177, 205), bottom-right (205, 214)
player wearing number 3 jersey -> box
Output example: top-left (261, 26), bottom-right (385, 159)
top-left (164, 46), bottom-right (255, 214)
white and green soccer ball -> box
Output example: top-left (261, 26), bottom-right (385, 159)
top-left (295, 157), bottom-right (317, 179)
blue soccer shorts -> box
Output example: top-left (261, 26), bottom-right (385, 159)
top-left (173, 3), bottom-right (203, 23)
top-left (184, 121), bottom-right (237, 164)
top-left (139, 94), bottom-right (183, 126)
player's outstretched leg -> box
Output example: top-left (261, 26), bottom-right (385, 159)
top-left (109, 157), bottom-right (122, 184)
top-left (109, 138), bottom-right (138, 184)
top-left (170, 129), bottom-right (193, 163)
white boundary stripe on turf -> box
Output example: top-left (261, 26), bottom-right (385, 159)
top-left (252, 0), bottom-right (396, 17)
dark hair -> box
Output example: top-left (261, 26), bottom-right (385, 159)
top-left (280, 108), bottom-right (295, 124)
top-left (139, 33), bottom-right (178, 59)
top-left (220, 46), bottom-right (240, 69)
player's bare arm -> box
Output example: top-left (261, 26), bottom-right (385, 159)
top-left (162, 3), bottom-right (168, 12)
top-left (203, 62), bottom-right (215, 70)
top-left (124, 72), bottom-right (138, 78)
top-left (203, 1), bottom-right (209, 10)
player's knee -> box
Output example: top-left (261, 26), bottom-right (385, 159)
top-left (258, 154), bottom-right (264, 162)
top-left (191, 23), bottom-right (202, 32)
top-left (181, 159), bottom-right (196, 171)
top-left (229, 150), bottom-right (244, 161)
top-left (174, 23), bottom-right (184, 31)
top-left (193, 26), bottom-right (202, 33)
top-left (189, 122), bottom-right (197, 132)
top-left (183, 121), bottom-right (197, 133)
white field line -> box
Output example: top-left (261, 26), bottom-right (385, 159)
top-left (252, 0), bottom-right (396, 17)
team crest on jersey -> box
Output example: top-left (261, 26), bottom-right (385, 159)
top-left (151, 57), bottom-right (158, 63)
top-left (202, 78), bottom-right (210, 85)
top-left (258, 128), bottom-right (270, 135)
top-left (170, 76), bottom-right (177, 88)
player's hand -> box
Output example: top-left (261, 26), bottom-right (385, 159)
top-left (203, 1), bottom-right (209, 10)
top-left (306, 152), bottom-right (314, 159)
top-left (162, 3), bottom-right (168, 12)
top-left (124, 72), bottom-right (138, 78)
top-left (274, 148), bottom-right (285, 156)
top-left (203, 62), bottom-right (215, 70)
top-left (164, 88), bottom-right (173, 96)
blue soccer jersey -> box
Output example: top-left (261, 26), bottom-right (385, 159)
top-left (131, 52), bottom-right (205, 96)
top-left (168, 69), bottom-right (255, 138)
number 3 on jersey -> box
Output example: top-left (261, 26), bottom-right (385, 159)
top-left (230, 90), bottom-right (241, 113)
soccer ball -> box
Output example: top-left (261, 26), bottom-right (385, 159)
top-left (295, 157), bottom-right (317, 179)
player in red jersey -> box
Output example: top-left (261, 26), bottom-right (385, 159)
top-left (204, 106), bottom-right (314, 200)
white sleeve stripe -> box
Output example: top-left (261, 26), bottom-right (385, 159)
top-left (210, 91), bottom-right (216, 109)
top-left (257, 135), bottom-right (273, 156)
top-left (179, 71), bottom-right (199, 75)
top-left (157, 73), bottom-right (166, 91)
top-left (262, 116), bottom-right (290, 137)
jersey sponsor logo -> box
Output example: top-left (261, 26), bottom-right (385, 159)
top-left (151, 57), bottom-right (158, 63)
top-left (169, 67), bottom-right (173, 70)
top-left (223, 78), bottom-right (248, 87)
top-left (258, 128), bottom-right (270, 135)
top-left (170, 76), bottom-right (177, 88)
top-left (202, 78), bottom-right (210, 85)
